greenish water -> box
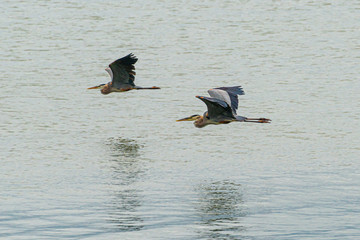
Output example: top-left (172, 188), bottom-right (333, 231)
top-left (1, 0), bottom-right (359, 239)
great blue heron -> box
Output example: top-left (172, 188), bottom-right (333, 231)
top-left (177, 86), bottom-right (271, 128)
top-left (88, 53), bottom-right (160, 94)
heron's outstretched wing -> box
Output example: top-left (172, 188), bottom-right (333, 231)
top-left (196, 96), bottom-right (235, 119)
top-left (108, 53), bottom-right (138, 88)
top-left (207, 86), bottom-right (244, 114)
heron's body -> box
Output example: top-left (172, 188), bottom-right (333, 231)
top-left (177, 86), bottom-right (271, 128)
top-left (88, 53), bottom-right (160, 94)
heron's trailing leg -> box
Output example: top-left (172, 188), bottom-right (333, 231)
top-left (244, 118), bottom-right (271, 123)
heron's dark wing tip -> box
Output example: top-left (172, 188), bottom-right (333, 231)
top-left (214, 86), bottom-right (245, 96)
top-left (110, 53), bottom-right (138, 67)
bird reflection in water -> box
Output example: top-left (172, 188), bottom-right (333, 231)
top-left (106, 137), bottom-right (142, 158)
top-left (105, 137), bottom-right (145, 232)
top-left (195, 180), bottom-right (246, 239)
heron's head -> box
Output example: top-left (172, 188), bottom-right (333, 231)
top-left (87, 83), bottom-right (106, 90)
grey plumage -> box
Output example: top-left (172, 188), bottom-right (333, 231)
top-left (207, 86), bottom-right (244, 114)
top-left (196, 96), bottom-right (235, 121)
top-left (198, 86), bottom-right (245, 120)
top-left (108, 53), bottom-right (138, 89)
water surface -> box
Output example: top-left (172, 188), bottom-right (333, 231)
top-left (1, 0), bottom-right (360, 239)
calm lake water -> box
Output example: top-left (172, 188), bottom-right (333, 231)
top-left (1, 0), bottom-right (360, 239)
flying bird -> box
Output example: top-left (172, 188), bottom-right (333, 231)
top-left (177, 86), bottom-right (271, 128)
top-left (88, 53), bottom-right (160, 94)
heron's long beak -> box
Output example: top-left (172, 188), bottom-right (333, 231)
top-left (87, 85), bottom-right (102, 89)
top-left (176, 115), bottom-right (199, 122)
